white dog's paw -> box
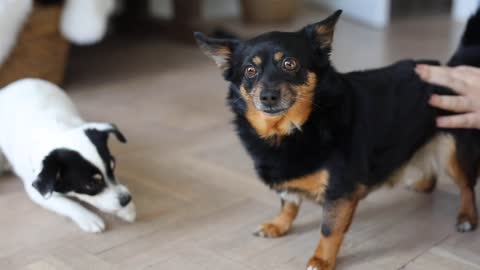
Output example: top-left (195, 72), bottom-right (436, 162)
top-left (116, 202), bottom-right (136, 223)
top-left (72, 211), bottom-right (106, 233)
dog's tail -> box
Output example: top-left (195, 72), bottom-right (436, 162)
top-left (448, 7), bottom-right (480, 67)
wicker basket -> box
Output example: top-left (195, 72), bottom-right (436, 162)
top-left (0, 4), bottom-right (69, 88)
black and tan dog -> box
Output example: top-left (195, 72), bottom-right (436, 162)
top-left (195, 10), bottom-right (480, 270)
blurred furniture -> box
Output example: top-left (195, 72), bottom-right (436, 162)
top-left (313, 0), bottom-right (479, 28)
top-left (114, 0), bottom-right (204, 42)
top-left (116, 0), bottom-right (300, 41)
top-left (0, 3), bottom-right (69, 87)
top-left (241, 0), bottom-right (299, 23)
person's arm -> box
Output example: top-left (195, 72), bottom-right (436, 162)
top-left (415, 64), bottom-right (480, 129)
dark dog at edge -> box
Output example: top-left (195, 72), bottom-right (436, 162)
top-left (195, 9), bottom-right (480, 270)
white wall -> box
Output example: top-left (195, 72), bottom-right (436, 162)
top-left (453, 0), bottom-right (480, 22)
top-left (309, 0), bottom-right (391, 28)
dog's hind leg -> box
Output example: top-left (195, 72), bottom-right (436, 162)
top-left (408, 174), bottom-right (437, 194)
top-left (448, 149), bottom-right (478, 233)
top-left (401, 135), bottom-right (443, 194)
top-left (24, 182), bottom-right (106, 233)
top-left (254, 191), bottom-right (301, 238)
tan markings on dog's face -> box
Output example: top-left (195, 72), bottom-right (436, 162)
top-left (276, 169), bottom-right (329, 202)
top-left (274, 52), bottom-right (284, 62)
top-left (252, 56), bottom-right (262, 66)
top-left (241, 72), bottom-right (317, 138)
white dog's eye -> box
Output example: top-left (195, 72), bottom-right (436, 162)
top-left (93, 173), bottom-right (103, 181)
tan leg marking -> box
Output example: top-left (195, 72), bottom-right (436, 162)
top-left (307, 197), bottom-right (359, 270)
top-left (448, 147), bottom-right (478, 232)
top-left (255, 201), bottom-right (300, 238)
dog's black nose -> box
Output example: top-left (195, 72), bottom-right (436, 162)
top-left (119, 193), bottom-right (132, 207)
top-left (260, 89), bottom-right (281, 107)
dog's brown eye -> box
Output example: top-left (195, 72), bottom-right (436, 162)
top-left (245, 66), bottom-right (258, 78)
top-left (282, 58), bottom-right (298, 71)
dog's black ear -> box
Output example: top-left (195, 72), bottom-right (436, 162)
top-left (32, 150), bottom-right (62, 198)
top-left (83, 123), bottom-right (128, 144)
top-left (303, 10), bottom-right (342, 52)
top-left (194, 32), bottom-right (239, 73)
top-left (103, 123), bottom-right (127, 144)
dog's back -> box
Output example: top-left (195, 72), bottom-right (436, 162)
top-left (449, 8), bottom-right (480, 67)
top-left (0, 79), bottom-right (84, 179)
top-left (0, 79), bottom-right (81, 129)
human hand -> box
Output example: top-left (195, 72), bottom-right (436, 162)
top-left (415, 64), bottom-right (480, 129)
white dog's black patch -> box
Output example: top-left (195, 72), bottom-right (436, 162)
top-left (32, 148), bottom-right (107, 197)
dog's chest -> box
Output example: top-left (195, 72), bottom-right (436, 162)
top-left (273, 170), bottom-right (331, 203)
top-left (239, 130), bottom-right (332, 194)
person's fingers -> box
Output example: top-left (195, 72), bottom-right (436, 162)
top-left (429, 94), bottom-right (473, 113)
top-left (415, 65), bottom-right (470, 94)
top-left (436, 113), bottom-right (480, 129)
top-left (452, 66), bottom-right (480, 86)
top-left (454, 65), bottom-right (480, 77)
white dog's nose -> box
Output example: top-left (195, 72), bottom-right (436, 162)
top-left (119, 193), bottom-right (132, 207)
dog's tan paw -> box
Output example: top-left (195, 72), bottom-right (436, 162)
top-left (306, 257), bottom-right (331, 270)
top-left (253, 222), bottom-right (288, 238)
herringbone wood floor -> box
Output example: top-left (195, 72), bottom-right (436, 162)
top-left (1, 8), bottom-right (479, 270)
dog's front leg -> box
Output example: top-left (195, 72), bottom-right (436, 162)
top-left (24, 183), bottom-right (105, 233)
top-left (307, 197), bottom-right (359, 270)
top-left (254, 191), bottom-right (302, 238)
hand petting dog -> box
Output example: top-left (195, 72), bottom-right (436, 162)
top-left (416, 65), bottom-right (480, 129)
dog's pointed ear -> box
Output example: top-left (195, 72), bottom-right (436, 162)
top-left (102, 123), bottom-right (127, 143)
top-left (194, 32), bottom-right (239, 73)
top-left (303, 10), bottom-right (342, 52)
top-left (32, 150), bottom-right (62, 198)
top-left (83, 123), bottom-right (127, 143)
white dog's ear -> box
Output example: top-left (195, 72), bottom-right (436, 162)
top-left (82, 123), bottom-right (127, 143)
top-left (104, 123), bottom-right (127, 143)
top-left (32, 150), bottom-right (62, 198)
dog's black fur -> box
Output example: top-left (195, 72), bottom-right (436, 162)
top-left (196, 9), bottom-right (480, 270)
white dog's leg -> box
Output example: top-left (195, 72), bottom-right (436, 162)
top-left (24, 183), bottom-right (105, 233)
